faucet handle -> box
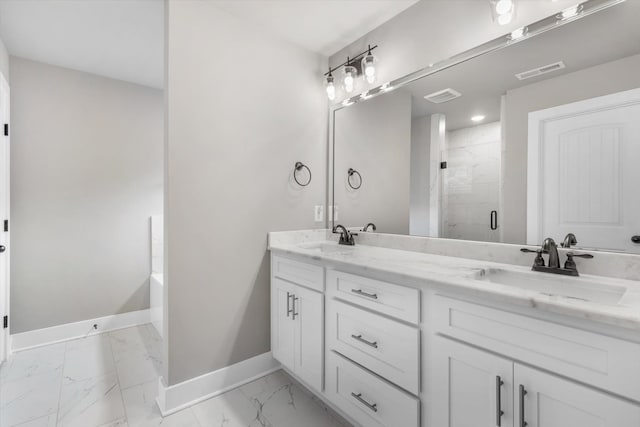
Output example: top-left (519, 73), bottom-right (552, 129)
top-left (566, 252), bottom-right (594, 259)
top-left (564, 252), bottom-right (593, 272)
top-left (521, 248), bottom-right (545, 267)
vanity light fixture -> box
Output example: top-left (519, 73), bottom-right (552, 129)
top-left (471, 115), bottom-right (486, 122)
top-left (342, 61), bottom-right (357, 93)
top-left (361, 45), bottom-right (377, 84)
top-left (325, 69), bottom-right (336, 101)
top-left (323, 45), bottom-right (379, 100)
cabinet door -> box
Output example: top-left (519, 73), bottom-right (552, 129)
top-left (271, 278), bottom-right (296, 371)
top-left (432, 336), bottom-right (513, 427)
top-left (293, 284), bottom-right (323, 392)
top-left (515, 364), bottom-right (640, 427)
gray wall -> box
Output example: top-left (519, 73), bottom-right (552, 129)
top-left (0, 36), bottom-right (8, 81)
top-left (502, 53), bottom-right (640, 244)
top-left (10, 57), bottom-right (163, 333)
top-left (165, 2), bottom-right (327, 385)
top-left (410, 115), bottom-right (431, 236)
top-left (328, 0), bottom-right (576, 103)
top-left (334, 90), bottom-right (411, 234)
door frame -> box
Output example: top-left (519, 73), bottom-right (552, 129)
top-left (527, 87), bottom-right (640, 245)
top-left (0, 70), bottom-right (9, 364)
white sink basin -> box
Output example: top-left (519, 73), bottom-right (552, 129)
top-left (476, 268), bottom-right (627, 305)
top-left (297, 242), bottom-right (354, 255)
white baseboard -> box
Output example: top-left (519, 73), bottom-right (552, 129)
top-left (156, 352), bottom-right (280, 416)
top-left (11, 309), bottom-right (151, 352)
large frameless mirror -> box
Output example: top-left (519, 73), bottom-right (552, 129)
top-left (331, 0), bottom-right (640, 254)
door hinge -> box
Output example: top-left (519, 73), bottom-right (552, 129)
top-left (440, 161), bottom-right (448, 169)
top-left (3, 315), bottom-right (7, 329)
top-left (3, 123), bottom-right (7, 136)
top-left (3, 219), bottom-right (7, 232)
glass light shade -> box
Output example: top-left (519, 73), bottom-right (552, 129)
top-left (325, 75), bottom-right (336, 100)
top-left (343, 65), bottom-right (357, 93)
top-left (361, 54), bottom-right (377, 84)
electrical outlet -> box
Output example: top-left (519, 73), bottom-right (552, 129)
top-left (314, 205), bottom-right (324, 222)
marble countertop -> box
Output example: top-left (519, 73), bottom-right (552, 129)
top-left (268, 232), bottom-right (640, 331)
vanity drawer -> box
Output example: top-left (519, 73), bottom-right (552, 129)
top-left (327, 270), bottom-right (420, 324)
top-left (434, 295), bottom-right (640, 401)
top-left (327, 298), bottom-right (420, 394)
top-left (272, 255), bottom-right (324, 292)
top-left (325, 351), bottom-right (419, 427)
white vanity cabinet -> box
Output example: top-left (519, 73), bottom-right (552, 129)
top-left (432, 335), bottom-right (514, 427)
top-left (269, 249), bottom-right (640, 427)
top-left (515, 364), bottom-right (640, 427)
top-left (325, 270), bottom-right (421, 427)
top-left (434, 335), bottom-right (640, 426)
top-left (270, 256), bottom-right (324, 392)
top-left (432, 295), bottom-right (640, 427)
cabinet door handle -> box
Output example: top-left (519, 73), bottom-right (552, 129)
top-left (351, 392), bottom-right (378, 413)
top-left (351, 334), bottom-right (378, 349)
top-left (351, 289), bottom-right (378, 299)
top-left (286, 292), bottom-right (293, 317)
top-left (496, 376), bottom-right (504, 426)
top-left (490, 210), bottom-right (498, 230)
top-left (519, 384), bottom-right (528, 427)
top-left (292, 296), bottom-right (299, 320)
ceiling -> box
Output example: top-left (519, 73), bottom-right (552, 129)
top-left (0, 0), bottom-right (164, 89)
top-left (400, 1), bottom-right (640, 130)
top-left (210, 0), bottom-right (419, 56)
top-left (0, 0), bottom-right (417, 88)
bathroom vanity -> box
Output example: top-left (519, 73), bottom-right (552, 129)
top-left (269, 2), bottom-right (640, 425)
top-left (268, 230), bottom-right (640, 427)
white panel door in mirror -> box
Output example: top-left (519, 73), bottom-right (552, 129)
top-left (531, 90), bottom-right (640, 253)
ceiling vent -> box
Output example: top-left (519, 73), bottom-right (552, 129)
top-left (423, 88), bottom-right (462, 104)
top-left (515, 61), bottom-right (566, 80)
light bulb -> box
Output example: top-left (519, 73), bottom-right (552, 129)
top-left (497, 12), bottom-right (513, 25)
top-left (362, 53), bottom-right (377, 84)
top-left (343, 65), bottom-right (357, 93)
top-left (471, 115), bottom-right (486, 122)
top-left (495, 0), bottom-right (513, 15)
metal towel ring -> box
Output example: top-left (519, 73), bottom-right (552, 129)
top-left (293, 162), bottom-right (312, 187)
top-left (347, 168), bottom-right (362, 190)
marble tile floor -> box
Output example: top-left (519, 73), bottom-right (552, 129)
top-left (0, 324), bottom-right (350, 427)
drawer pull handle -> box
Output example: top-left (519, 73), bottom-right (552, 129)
top-left (351, 392), bottom-right (378, 413)
top-left (351, 334), bottom-right (378, 349)
top-left (519, 384), bottom-right (528, 427)
top-left (351, 289), bottom-right (378, 299)
top-left (496, 376), bottom-right (504, 426)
